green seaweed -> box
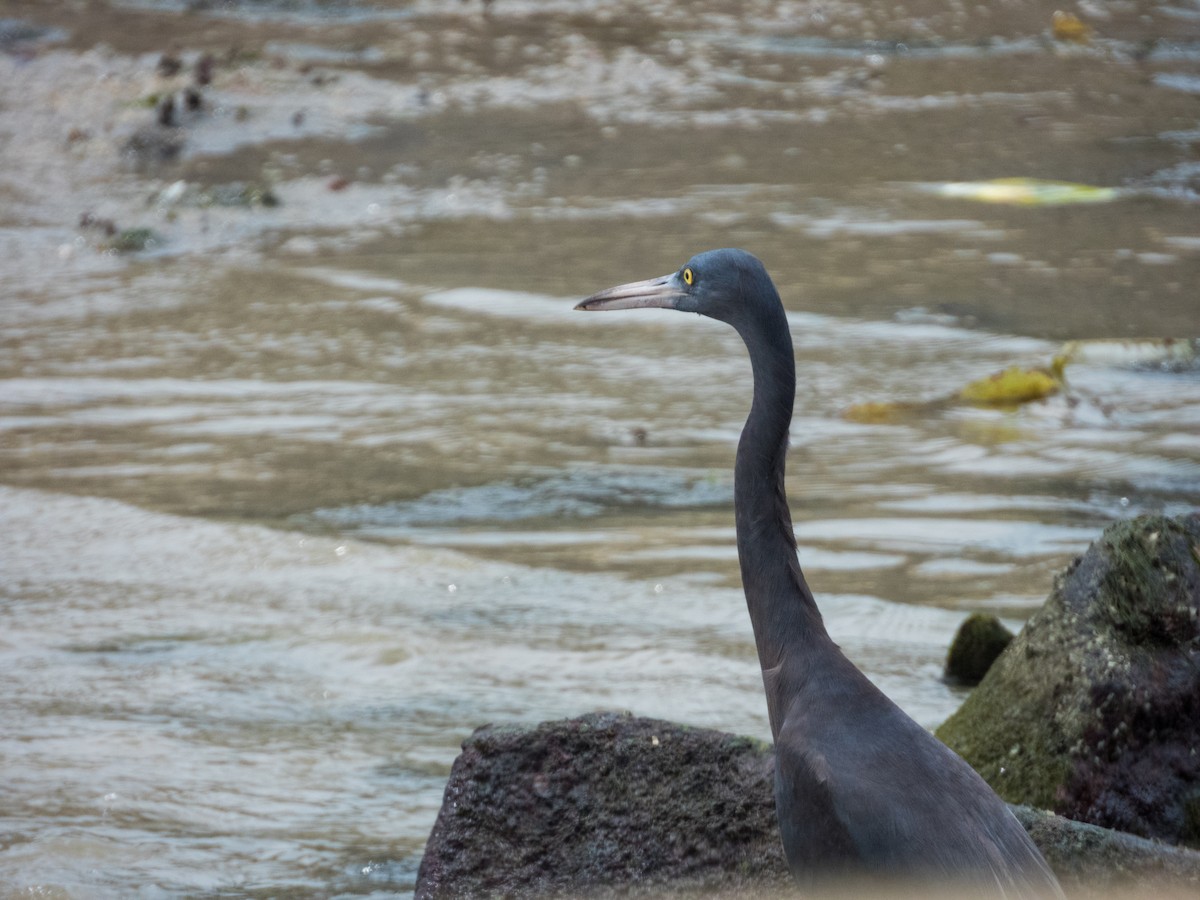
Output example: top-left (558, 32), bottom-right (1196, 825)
top-left (108, 227), bottom-right (159, 252)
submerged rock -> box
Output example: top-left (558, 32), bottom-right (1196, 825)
top-left (937, 513), bottom-right (1200, 848)
top-left (944, 612), bottom-right (1014, 685)
top-left (417, 712), bottom-right (1200, 898)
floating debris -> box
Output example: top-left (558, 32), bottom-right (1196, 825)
top-left (846, 337), bottom-right (1198, 426)
top-left (152, 179), bottom-right (280, 209)
top-left (1051, 11), bottom-right (1092, 44)
top-left (79, 211), bottom-right (117, 237)
top-left (108, 227), bottom-right (160, 253)
top-left (844, 364), bottom-right (1060, 423)
top-left (924, 178), bottom-right (1119, 206)
top-left (959, 366), bottom-right (1061, 405)
top-left (207, 182), bottom-right (280, 208)
top-left (1054, 338), bottom-right (1200, 375)
top-left (842, 400), bottom-right (924, 424)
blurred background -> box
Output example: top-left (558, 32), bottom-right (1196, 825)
top-left (0, 0), bottom-right (1197, 896)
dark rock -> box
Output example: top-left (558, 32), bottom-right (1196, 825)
top-left (157, 52), bottom-right (183, 78)
top-left (937, 513), bottom-right (1200, 848)
top-left (79, 212), bottom-right (117, 237)
top-left (156, 94), bottom-right (177, 127)
top-left (121, 126), bottom-right (184, 166)
top-left (418, 712), bottom-right (1200, 898)
top-left (944, 612), bottom-right (1014, 685)
top-left (183, 87), bottom-right (204, 113)
top-left (1013, 805), bottom-right (1200, 889)
top-left (194, 52), bottom-right (215, 86)
top-left (416, 712), bottom-right (789, 899)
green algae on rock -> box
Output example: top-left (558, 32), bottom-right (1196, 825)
top-left (937, 513), bottom-right (1200, 848)
top-left (944, 612), bottom-right (1015, 685)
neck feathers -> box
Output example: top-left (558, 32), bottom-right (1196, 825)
top-left (731, 299), bottom-right (828, 734)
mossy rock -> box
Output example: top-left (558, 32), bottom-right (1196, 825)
top-left (944, 612), bottom-right (1014, 685)
top-left (937, 513), bottom-right (1200, 847)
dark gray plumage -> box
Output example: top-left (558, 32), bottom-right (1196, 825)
top-left (576, 249), bottom-right (1063, 896)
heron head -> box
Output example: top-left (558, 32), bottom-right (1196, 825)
top-left (575, 248), bottom-right (778, 331)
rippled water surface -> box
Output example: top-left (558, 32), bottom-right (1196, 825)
top-left (1, 0), bottom-right (1199, 896)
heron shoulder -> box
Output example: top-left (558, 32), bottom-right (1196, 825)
top-left (774, 700), bottom-right (1057, 892)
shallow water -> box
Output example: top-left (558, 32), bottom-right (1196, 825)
top-left (1, 0), bottom-right (1198, 896)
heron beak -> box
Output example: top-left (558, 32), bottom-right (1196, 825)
top-left (574, 274), bottom-right (685, 312)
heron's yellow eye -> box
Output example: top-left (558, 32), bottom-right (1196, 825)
top-left (682, 267), bottom-right (694, 286)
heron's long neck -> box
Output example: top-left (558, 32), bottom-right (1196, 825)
top-left (734, 321), bottom-right (829, 732)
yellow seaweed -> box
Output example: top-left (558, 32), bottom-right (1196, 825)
top-left (846, 338), bottom-right (1197, 427)
top-left (1051, 10), bottom-right (1092, 43)
top-left (842, 401), bottom-right (911, 424)
top-left (959, 366), bottom-right (1060, 405)
top-left (930, 178), bottom-right (1118, 206)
